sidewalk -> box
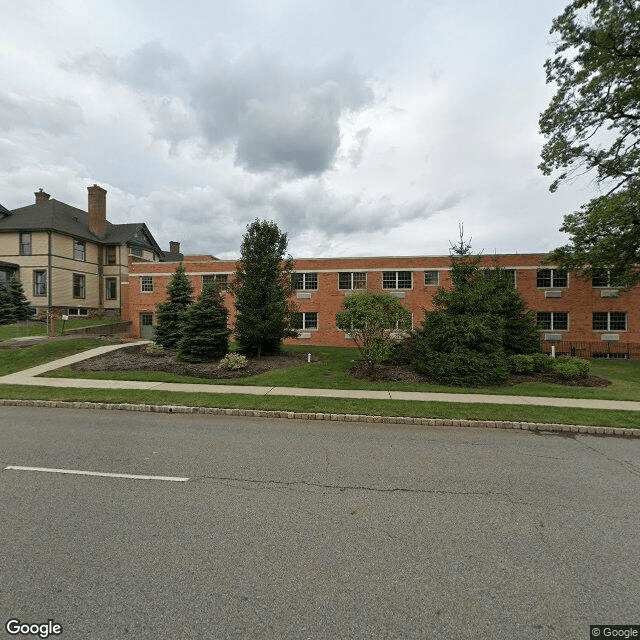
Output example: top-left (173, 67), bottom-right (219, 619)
top-left (1, 342), bottom-right (640, 412)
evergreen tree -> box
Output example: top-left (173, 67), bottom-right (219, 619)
top-left (154, 263), bottom-right (194, 349)
top-left (231, 219), bottom-right (297, 357)
top-left (7, 274), bottom-right (33, 321)
top-left (412, 230), bottom-right (540, 386)
top-left (0, 284), bottom-right (15, 325)
top-left (176, 283), bottom-right (230, 362)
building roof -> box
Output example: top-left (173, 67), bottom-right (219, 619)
top-left (0, 203), bottom-right (9, 216)
top-left (0, 198), bottom-right (162, 254)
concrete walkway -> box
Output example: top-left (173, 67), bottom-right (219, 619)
top-left (1, 341), bottom-right (639, 413)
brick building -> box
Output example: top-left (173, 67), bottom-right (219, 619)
top-left (124, 251), bottom-right (640, 350)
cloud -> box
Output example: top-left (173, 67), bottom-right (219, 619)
top-left (0, 92), bottom-right (84, 135)
top-left (65, 43), bottom-right (375, 177)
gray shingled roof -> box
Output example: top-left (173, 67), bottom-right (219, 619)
top-left (0, 203), bottom-right (9, 215)
top-left (0, 199), bottom-right (162, 253)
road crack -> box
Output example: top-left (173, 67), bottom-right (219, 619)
top-left (194, 474), bottom-right (507, 497)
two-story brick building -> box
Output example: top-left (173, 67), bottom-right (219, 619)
top-left (124, 252), bottom-right (640, 351)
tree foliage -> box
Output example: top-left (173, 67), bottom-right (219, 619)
top-left (0, 276), bottom-right (33, 324)
top-left (176, 282), bottom-right (229, 362)
top-left (539, 0), bottom-right (640, 287)
top-left (412, 232), bottom-right (540, 386)
top-left (231, 219), bottom-right (297, 357)
top-left (154, 263), bottom-right (194, 349)
top-left (335, 291), bottom-right (412, 372)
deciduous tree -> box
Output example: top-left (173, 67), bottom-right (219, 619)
top-left (335, 291), bottom-right (411, 373)
top-left (539, 0), bottom-right (640, 287)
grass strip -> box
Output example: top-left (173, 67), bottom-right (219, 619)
top-left (0, 339), bottom-right (106, 376)
top-left (42, 353), bottom-right (640, 402)
top-left (0, 384), bottom-right (637, 429)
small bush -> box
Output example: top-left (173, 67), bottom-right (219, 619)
top-left (553, 357), bottom-right (591, 379)
top-left (507, 354), bottom-right (534, 374)
top-left (387, 337), bottom-right (413, 365)
top-left (531, 352), bottom-right (554, 373)
top-left (144, 342), bottom-right (164, 357)
top-left (220, 352), bottom-right (248, 370)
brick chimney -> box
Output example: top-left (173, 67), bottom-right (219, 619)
top-left (87, 184), bottom-right (107, 239)
top-left (35, 188), bottom-right (50, 203)
top-left (170, 241), bottom-right (181, 254)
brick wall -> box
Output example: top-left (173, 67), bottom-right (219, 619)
top-left (124, 254), bottom-right (640, 347)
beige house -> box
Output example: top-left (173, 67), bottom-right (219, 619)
top-left (0, 185), bottom-right (179, 317)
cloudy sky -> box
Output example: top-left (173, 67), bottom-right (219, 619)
top-left (1, 0), bottom-right (593, 259)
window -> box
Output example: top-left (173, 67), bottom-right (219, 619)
top-left (72, 274), bottom-right (85, 299)
top-left (294, 312), bottom-right (318, 330)
top-left (20, 233), bottom-right (32, 256)
top-left (67, 307), bottom-right (88, 316)
top-left (141, 276), bottom-right (153, 292)
top-left (424, 270), bottom-right (439, 286)
top-left (592, 269), bottom-right (613, 287)
top-left (293, 273), bottom-right (318, 290)
top-left (503, 269), bottom-right (516, 287)
top-left (338, 272), bottom-right (366, 290)
top-left (130, 247), bottom-right (143, 257)
top-left (73, 239), bottom-right (85, 261)
top-left (383, 271), bottom-right (412, 289)
top-left (593, 312), bottom-right (626, 331)
top-left (105, 246), bottom-right (117, 265)
top-left (536, 269), bottom-right (567, 288)
top-left (33, 270), bottom-right (47, 296)
top-left (536, 312), bottom-right (568, 331)
top-left (105, 277), bottom-right (117, 300)
top-left (202, 274), bottom-right (229, 291)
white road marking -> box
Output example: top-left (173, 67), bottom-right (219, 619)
top-left (4, 465), bottom-right (189, 482)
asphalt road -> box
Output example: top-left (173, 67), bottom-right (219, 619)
top-left (1, 407), bottom-right (639, 640)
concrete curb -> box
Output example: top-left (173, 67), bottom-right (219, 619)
top-left (1, 399), bottom-right (638, 438)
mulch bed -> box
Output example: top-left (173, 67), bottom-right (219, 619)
top-left (348, 361), bottom-right (612, 388)
top-left (71, 343), bottom-right (321, 380)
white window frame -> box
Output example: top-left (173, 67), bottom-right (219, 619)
top-left (592, 311), bottom-right (626, 331)
top-left (338, 272), bottom-right (367, 290)
top-left (536, 269), bottom-right (568, 288)
top-left (294, 312), bottom-right (318, 330)
top-left (202, 274), bottom-right (229, 291)
top-left (424, 270), bottom-right (439, 286)
top-left (294, 273), bottom-right (318, 291)
top-left (383, 271), bottom-right (412, 290)
top-left (140, 276), bottom-right (154, 292)
top-left (536, 312), bottom-right (569, 331)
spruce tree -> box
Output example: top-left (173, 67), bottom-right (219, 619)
top-left (153, 263), bottom-right (194, 349)
top-left (0, 284), bottom-right (15, 325)
top-left (176, 283), bottom-right (230, 362)
top-left (7, 274), bottom-right (33, 321)
top-left (412, 229), bottom-right (540, 386)
top-left (231, 219), bottom-right (296, 357)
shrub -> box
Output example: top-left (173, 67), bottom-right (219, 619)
top-left (144, 342), bottom-right (164, 357)
top-left (553, 357), bottom-right (591, 379)
top-left (531, 352), bottom-right (554, 373)
top-left (387, 336), bottom-right (413, 365)
top-left (508, 354), bottom-right (534, 374)
top-left (220, 352), bottom-right (248, 370)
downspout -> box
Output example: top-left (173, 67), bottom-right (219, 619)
top-left (47, 231), bottom-right (52, 310)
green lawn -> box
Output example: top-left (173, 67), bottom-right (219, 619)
top-left (0, 318), bottom-right (123, 341)
top-left (1, 340), bottom-right (639, 428)
top-left (42, 343), bottom-right (640, 402)
top-left (0, 338), bottom-right (107, 376)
